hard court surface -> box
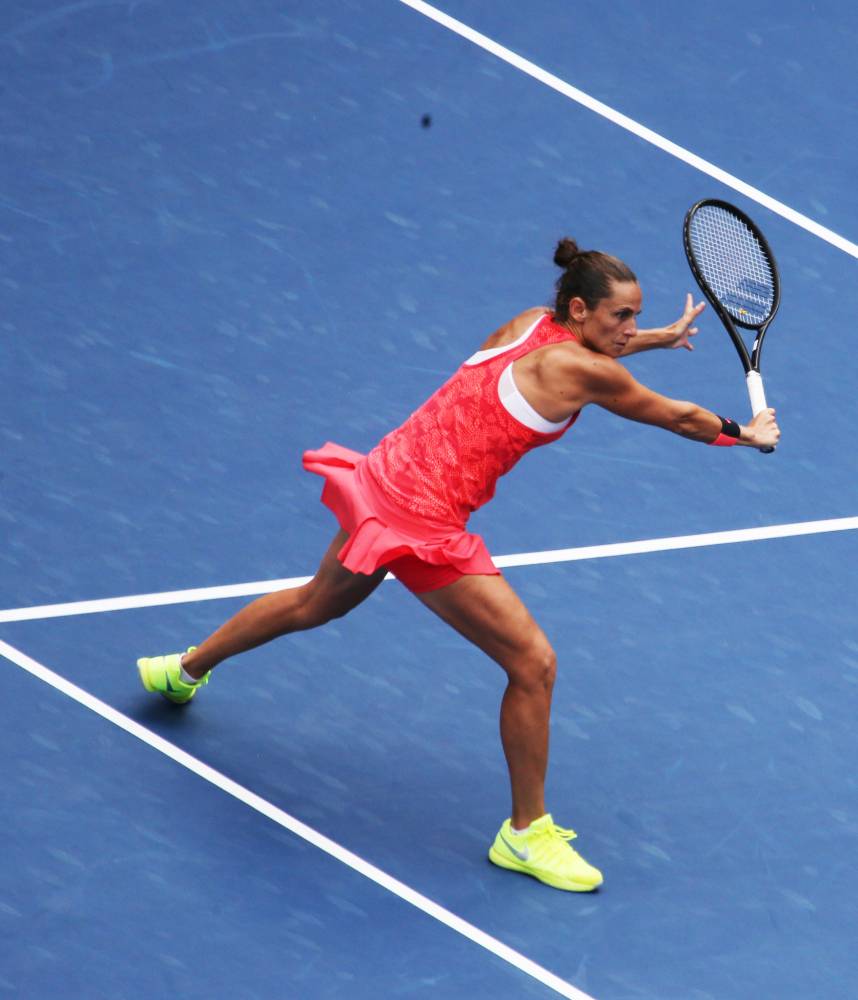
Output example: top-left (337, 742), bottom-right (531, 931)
top-left (2, 2), bottom-right (857, 998)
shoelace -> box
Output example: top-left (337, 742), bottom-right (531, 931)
top-left (550, 824), bottom-right (578, 842)
top-left (534, 823), bottom-right (581, 861)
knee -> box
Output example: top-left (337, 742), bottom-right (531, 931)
top-left (292, 581), bottom-right (349, 631)
top-left (509, 637), bottom-right (557, 694)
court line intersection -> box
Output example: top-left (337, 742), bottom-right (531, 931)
top-left (0, 637), bottom-right (594, 1000)
top-left (4, 521), bottom-right (855, 996)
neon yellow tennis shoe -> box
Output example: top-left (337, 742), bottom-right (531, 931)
top-left (137, 648), bottom-right (209, 704)
top-left (489, 814), bottom-right (603, 892)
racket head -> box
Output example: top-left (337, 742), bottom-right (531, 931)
top-left (683, 199), bottom-right (781, 333)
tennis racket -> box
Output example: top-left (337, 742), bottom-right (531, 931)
top-left (683, 198), bottom-right (780, 453)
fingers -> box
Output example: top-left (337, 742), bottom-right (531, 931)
top-left (664, 296), bottom-right (705, 351)
top-left (751, 408), bottom-right (779, 431)
top-left (680, 296), bottom-right (705, 327)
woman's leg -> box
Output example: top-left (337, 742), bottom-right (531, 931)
top-left (182, 530), bottom-right (387, 678)
top-left (416, 573), bottom-right (557, 830)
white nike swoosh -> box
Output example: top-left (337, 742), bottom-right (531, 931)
top-left (500, 832), bottom-right (530, 862)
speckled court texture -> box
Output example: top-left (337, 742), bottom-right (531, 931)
top-left (2, 2), bottom-right (857, 998)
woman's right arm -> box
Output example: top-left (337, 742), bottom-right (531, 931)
top-left (582, 354), bottom-right (780, 449)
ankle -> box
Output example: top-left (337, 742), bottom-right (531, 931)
top-left (511, 810), bottom-right (545, 833)
top-left (180, 651), bottom-right (206, 682)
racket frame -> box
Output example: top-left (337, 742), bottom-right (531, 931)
top-left (683, 199), bottom-right (781, 451)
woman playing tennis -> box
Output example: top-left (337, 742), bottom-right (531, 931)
top-left (138, 239), bottom-right (780, 892)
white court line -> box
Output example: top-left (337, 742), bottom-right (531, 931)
top-left (0, 637), bottom-right (593, 1000)
top-left (1, 516), bottom-right (856, 624)
top-left (2, 15), bottom-right (847, 996)
top-left (398, 0), bottom-right (858, 260)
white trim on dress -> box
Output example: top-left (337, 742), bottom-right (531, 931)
top-left (497, 362), bottom-right (572, 433)
top-left (462, 313), bottom-right (546, 366)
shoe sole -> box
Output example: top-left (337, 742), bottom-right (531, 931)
top-left (488, 846), bottom-right (602, 892)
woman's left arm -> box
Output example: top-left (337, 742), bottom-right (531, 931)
top-left (620, 293), bottom-right (706, 356)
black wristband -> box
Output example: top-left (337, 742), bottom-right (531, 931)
top-left (718, 416), bottom-right (741, 439)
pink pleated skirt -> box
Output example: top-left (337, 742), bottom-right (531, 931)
top-left (302, 442), bottom-right (499, 593)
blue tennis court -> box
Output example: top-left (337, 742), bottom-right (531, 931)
top-left (2, 2), bottom-right (857, 997)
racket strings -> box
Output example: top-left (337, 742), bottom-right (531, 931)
top-left (688, 206), bottom-right (775, 325)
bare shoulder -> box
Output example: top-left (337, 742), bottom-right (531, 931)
top-left (535, 340), bottom-right (632, 408)
top-left (477, 306), bottom-right (550, 351)
top-left (540, 338), bottom-right (619, 378)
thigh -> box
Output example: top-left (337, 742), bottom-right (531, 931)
top-left (303, 529), bottom-right (389, 619)
top-left (416, 573), bottom-right (548, 670)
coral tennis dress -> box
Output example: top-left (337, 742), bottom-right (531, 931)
top-left (303, 313), bottom-right (579, 592)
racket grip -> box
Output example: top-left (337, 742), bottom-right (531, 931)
top-left (745, 370), bottom-right (768, 415)
top-left (745, 371), bottom-right (775, 453)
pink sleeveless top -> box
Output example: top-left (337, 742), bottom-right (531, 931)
top-left (365, 313), bottom-right (579, 526)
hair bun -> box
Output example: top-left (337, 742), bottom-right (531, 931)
top-left (553, 237), bottom-right (580, 269)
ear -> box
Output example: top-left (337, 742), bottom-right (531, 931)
top-left (568, 296), bottom-right (589, 322)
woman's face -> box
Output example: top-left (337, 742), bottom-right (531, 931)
top-left (570, 280), bottom-right (642, 356)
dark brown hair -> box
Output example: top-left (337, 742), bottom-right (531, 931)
top-left (553, 237), bottom-right (637, 320)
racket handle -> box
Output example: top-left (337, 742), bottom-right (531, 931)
top-left (745, 370), bottom-right (774, 453)
top-left (745, 370), bottom-right (767, 414)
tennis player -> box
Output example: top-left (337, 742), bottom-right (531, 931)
top-left (138, 239), bottom-right (780, 892)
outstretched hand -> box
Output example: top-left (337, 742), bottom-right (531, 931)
top-left (663, 293), bottom-right (706, 351)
